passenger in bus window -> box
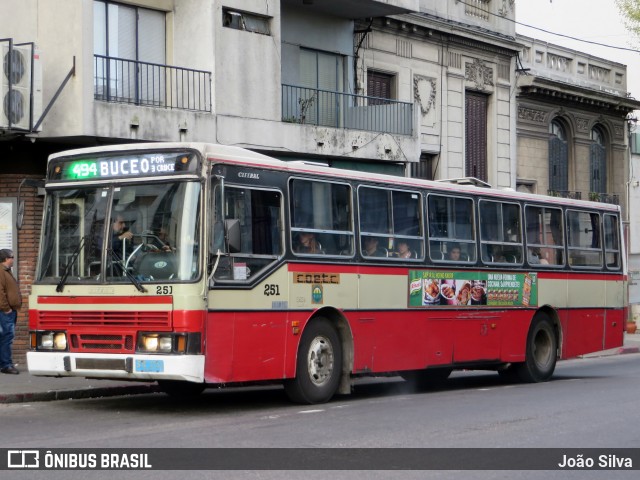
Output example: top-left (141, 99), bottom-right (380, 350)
top-left (362, 236), bottom-right (388, 257)
top-left (394, 240), bottom-right (415, 259)
top-left (489, 245), bottom-right (506, 263)
top-left (447, 243), bottom-right (461, 261)
top-left (294, 232), bottom-right (323, 254)
top-left (528, 248), bottom-right (549, 265)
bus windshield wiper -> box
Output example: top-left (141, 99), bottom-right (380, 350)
top-left (107, 248), bottom-right (147, 293)
top-left (56, 235), bottom-right (90, 292)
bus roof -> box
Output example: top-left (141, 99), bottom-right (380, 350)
top-left (47, 142), bottom-right (621, 213)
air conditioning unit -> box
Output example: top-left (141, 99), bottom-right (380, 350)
top-left (1, 42), bottom-right (42, 131)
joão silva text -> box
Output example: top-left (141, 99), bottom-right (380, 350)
top-left (558, 454), bottom-right (632, 469)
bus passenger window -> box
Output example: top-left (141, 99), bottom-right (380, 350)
top-left (359, 186), bottom-right (423, 261)
top-left (212, 186), bottom-right (283, 282)
top-left (479, 200), bottom-right (522, 265)
top-left (525, 206), bottom-right (564, 267)
top-left (604, 214), bottom-right (620, 269)
top-left (427, 194), bottom-right (476, 263)
top-left (291, 179), bottom-right (353, 257)
top-left (566, 210), bottom-right (602, 268)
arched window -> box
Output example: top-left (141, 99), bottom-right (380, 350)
top-left (590, 125), bottom-right (607, 195)
top-left (549, 119), bottom-right (569, 194)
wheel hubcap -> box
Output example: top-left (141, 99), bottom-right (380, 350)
top-left (307, 336), bottom-right (334, 386)
top-left (533, 329), bottom-right (552, 367)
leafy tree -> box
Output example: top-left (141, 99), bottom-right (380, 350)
top-left (616, 0), bottom-right (640, 44)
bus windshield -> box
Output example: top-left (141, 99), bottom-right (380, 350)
top-left (37, 181), bottom-right (201, 284)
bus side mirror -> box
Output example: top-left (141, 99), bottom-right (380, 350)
top-left (225, 219), bottom-right (241, 253)
top-left (17, 178), bottom-right (45, 229)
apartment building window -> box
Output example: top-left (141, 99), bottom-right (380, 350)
top-left (94, 0), bottom-right (166, 104)
top-left (549, 119), bottom-right (569, 194)
top-left (367, 70), bottom-right (394, 105)
top-left (299, 49), bottom-right (345, 127)
top-left (590, 125), bottom-right (607, 195)
top-left (411, 153), bottom-right (435, 180)
top-left (632, 132), bottom-right (640, 154)
top-left (222, 8), bottom-right (270, 35)
top-left (465, 91), bottom-right (488, 182)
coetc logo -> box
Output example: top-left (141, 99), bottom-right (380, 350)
top-left (311, 284), bottom-right (323, 304)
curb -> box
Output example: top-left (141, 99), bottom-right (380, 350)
top-left (617, 346), bottom-right (640, 355)
top-left (0, 384), bottom-right (161, 404)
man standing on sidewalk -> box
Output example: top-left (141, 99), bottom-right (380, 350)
top-left (0, 249), bottom-right (21, 374)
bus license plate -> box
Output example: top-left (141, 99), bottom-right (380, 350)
top-left (135, 359), bottom-right (164, 373)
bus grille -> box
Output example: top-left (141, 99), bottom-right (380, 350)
top-left (37, 310), bottom-right (171, 328)
top-left (71, 334), bottom-right (135, 352)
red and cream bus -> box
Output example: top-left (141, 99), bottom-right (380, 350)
top-left (27, 142), bottom-right (627, 403)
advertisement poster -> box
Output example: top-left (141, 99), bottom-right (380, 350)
top-left (0, 201), bottom-right (15, 251)
top-left (409, 270), bottom-right (538, 308)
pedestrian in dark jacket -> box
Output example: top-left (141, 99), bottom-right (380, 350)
top-left (0, 249), bottom-right (22, 374)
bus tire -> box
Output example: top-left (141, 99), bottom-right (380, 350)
top-left (516, 314), bottom-right (558, 383)
top-left (158, 380), bottom-right (206, 398)
top-left (284, 318), bottom-right (342, 404)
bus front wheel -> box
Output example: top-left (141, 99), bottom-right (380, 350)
top-left (284, 318), bottom-right (342, 404)
top-left (516, 315), bottom-right (558, 383)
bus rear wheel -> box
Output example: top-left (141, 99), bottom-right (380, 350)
top-left (158, 380), bottom-right (206, 398)
top-left (284, 318), bottom-right (342, 404)
top-left (516, 314), bottom-right (558, 383)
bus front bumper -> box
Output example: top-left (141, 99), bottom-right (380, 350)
top-left (26, 352), bottom-right (205, 383)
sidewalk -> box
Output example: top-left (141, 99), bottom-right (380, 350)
top-left (2, 334), bottom-right (639, 404)
top-left (0, 371), bottom-right (160, 404)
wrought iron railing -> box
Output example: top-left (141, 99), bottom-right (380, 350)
top-left (588, 192), bottom-right (620, 205)
top-left (548, 190), bottom-right (582, 200)
top-left (94, 55), bottom-right (211, 112)
top-left (282, 84), bottom-right (413, 135)
top-left (548, 190), bottom-right (620, 205)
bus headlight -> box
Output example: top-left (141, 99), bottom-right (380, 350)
top-left (34, 331), bottom-right (68, 351)
top-left (136, 332), bottom-right (200, 354)
top-left (138, 333), bottom-right (177, 353)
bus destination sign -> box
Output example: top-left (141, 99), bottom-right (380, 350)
top-left (49, 152), bottom-right (198, 181)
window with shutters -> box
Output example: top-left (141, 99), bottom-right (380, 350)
top-left (549, 119), bottom-right (569, 195)
top-left (94, 1), bottom-right (166, 105)
top-left (367, 70), bottom-right (394, 105)
top-left (465, 91), bottom-right (488, 182)
top-left (590, 125), bottom-right (607, 195)
top-left (298, 49), bottom-right (345, 127)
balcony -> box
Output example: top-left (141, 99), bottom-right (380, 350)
top-left (548, 190), bottom-right (582, 200)
top-left (94, 55), bottom-right (211, 112)
top-left (548, 190), bottom-right (620, 205)
top-left (588, 192), bottom-right (620, 205)
top-left (282, 84), bottom-right (413, 136)
top-left (280, 0), bottom-right (418, 20)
